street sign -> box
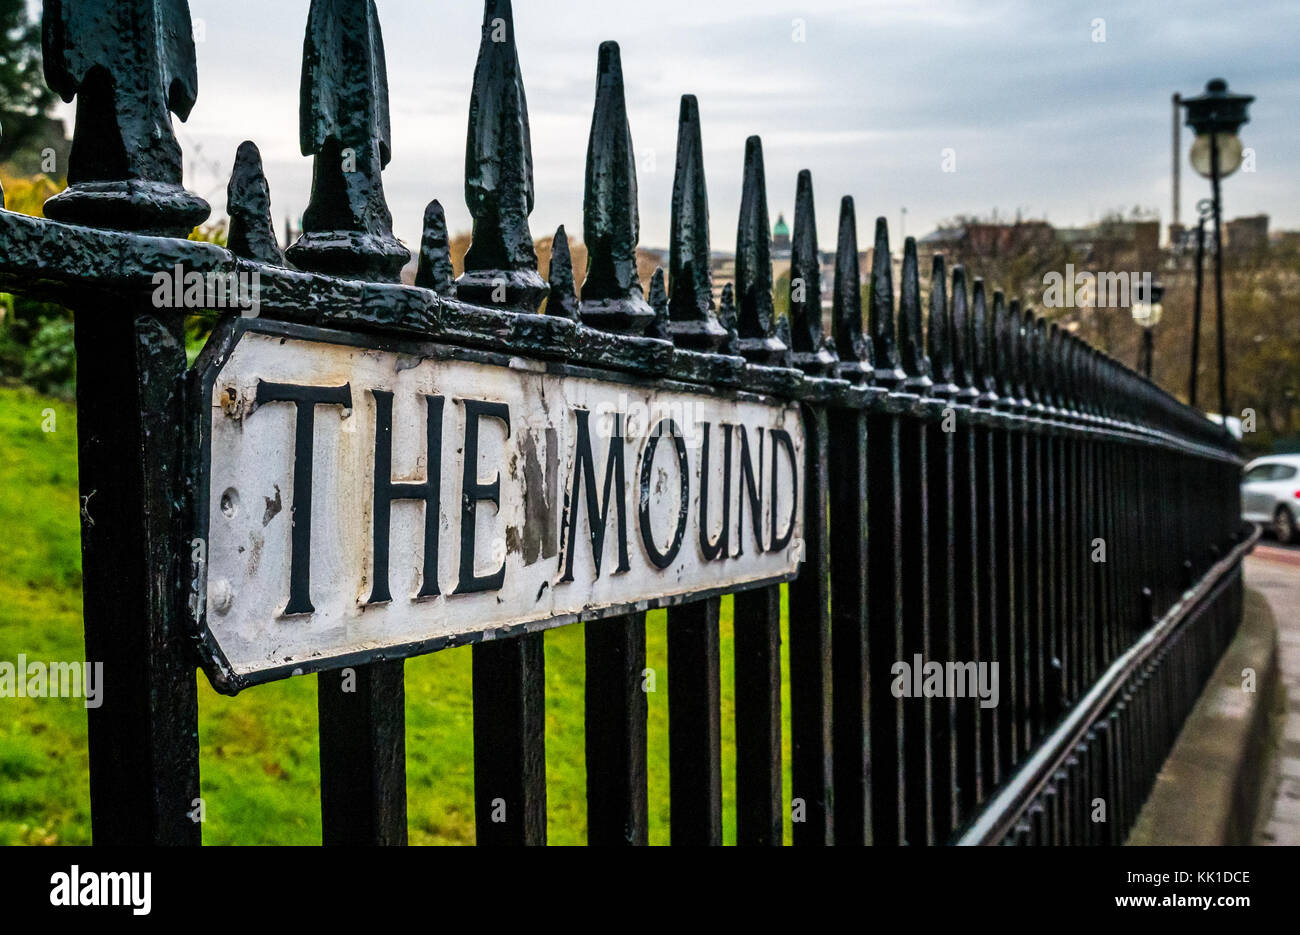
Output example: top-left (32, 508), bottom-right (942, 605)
top-left (190, 319), bottom-right (805, 692)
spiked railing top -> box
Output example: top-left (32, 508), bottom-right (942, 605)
top-left (992, 291), bottom-right (1015, 402)
top-left (898, 236), bottom-right (930, 389)
top-left (832, 196), bottom-right (871, 380)
top-left (1087, 345), bottom-right (1110, 419)
top-left (646, 267), bottom-right (670, 341)
top-left (288, 0), bottom-right (408, 281)
top-left (787, 171), bottom-right (821, 351)
top-left (546, 225), bottom-right (580, 321)
top-left (734, 136), bottom-right (771, 331)
top-left (1071, 338), bottom-right (1087, 414)
top-left (1056, 333), bottom-right (1075, 414)
top-left (460, 0), bottom-right (544, 308)
top-left (949, 265), bottom-right (974, 393)
top-left (300, 0), bottom-right (391, 164)
top-left (227, 141), bottom-right (284, 266)
top-left (925, 255), bottom-right (953, 391)
top-left (41, 0), bottom-right (209, 234)
top-left (868, 217), bottom-right (904, 386)
top-left (970, 278), bottom-right (996, 397)
top-left (1090, 348), bottom-right (1107, 419)
top-left (1029, 314), bottom-right (1048, 407)
top-left (1064, 335), bottom-right (1084, 415)
top-left (415, 200), bottom-right (455, 296)
top-left (1009, 299), bottom-right (1027, 403)
top-left (579, 41), bottom-right (653, 334)
top-left (666, 95), bottom-right (726, 351)
top-left (733, 135), bottom-right (786, 365)
top-left (1047, 322), bottom-right (1065, 411)
top-left (718, 282), bottom-right (739, 356)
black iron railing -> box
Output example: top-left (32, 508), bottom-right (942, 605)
top-left (0, 0), bottom-right (1247, 846)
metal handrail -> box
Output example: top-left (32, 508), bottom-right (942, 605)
top-left (956, 522), bottom-right (1261, 845)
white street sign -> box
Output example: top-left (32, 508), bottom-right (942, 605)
top-left (191, 321), bottom-right (805, 692)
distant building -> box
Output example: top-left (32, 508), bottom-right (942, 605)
top-left (1226, 215), bottom-right (1268, 252)
top-left (772, 213), bottom-right (791, 257)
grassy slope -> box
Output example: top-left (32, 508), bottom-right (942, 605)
top-left (0, 386), bottom-right (794, 845)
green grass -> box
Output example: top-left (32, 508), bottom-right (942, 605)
top-left (0, 385), bottom-right (795, 845)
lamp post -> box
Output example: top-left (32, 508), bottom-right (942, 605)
top-left (1189, 198), bottom-right (1214, 407)
top-left (1180, 78), bottom-right (1253, 422)
top-left (1132, 279), bottom-right (1164, 379)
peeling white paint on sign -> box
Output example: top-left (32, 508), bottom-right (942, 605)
top-left (192, 322), bottom-right (805, 691)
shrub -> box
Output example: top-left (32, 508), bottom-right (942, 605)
top-left (21, 316), bottom-right (76, 399)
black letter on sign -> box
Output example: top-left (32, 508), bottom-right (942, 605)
top-left (254, 380), bottom-right (353, 616)
top-left (735, 425), bottom-right (765, 557)
top-left (769, 428), bottom-right (798, 552)
top-left (561, 409), bottom-right (631, 582)
top-left (698, 422), bottom-right (732, 561)
top-left (366, 391), bottom-right (445, 605)
top-left (456, 400), bottom-right (511, 594)
top-left (639, 419), bottom-right (689, 569)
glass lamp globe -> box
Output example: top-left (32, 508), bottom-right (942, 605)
top-left (1189, 132), bottom-right (1244, 179)
top-left (1131, 299), bottom-right (1152, 327)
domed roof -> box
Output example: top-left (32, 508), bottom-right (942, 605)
top-left (773, 213), bottom-right (790, 237)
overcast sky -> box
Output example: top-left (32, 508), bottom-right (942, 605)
top-left (75, 0), bottom-right (1299, 254)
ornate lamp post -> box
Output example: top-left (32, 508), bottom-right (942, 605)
top-left (1180, 78), bottom-right (1253, 421)
top-left (1131, 279), bottom-right (1164, 378)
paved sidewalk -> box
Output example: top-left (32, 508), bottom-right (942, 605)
top-left (1247, 546), bottom-right (1300, 845)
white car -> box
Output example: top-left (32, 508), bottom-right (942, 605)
top-left (1241, 454), bottom-right (1300, 544)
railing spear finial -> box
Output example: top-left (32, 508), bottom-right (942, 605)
top-left (460, 0), bottom-right (546, 311)
top-left (734, 135), bottom-right (787, 364)
top-left (992, 290), bottom-right (1013, 400)
top-left (832, 195), bottom-right (871, 382)
top-left (718, 282), bottom-right (740, 356)
top-left (971, 278), bottom-right (997, 401)
top-left (788, 169), bottom-right (836, 376)
top-left (415, 200), bottom-right (456, 297)
top-left (288, 0), bottom-right (409, 281)
top-left (647, 267), bottom-right (671, 341)
top-left (546, 225), bottom-right (580, 321)
top-left (927, 254), bottom-right (956, 394)
top-left (41, 0), bottom-right (210, 235)
top-left (1025, 308), bottom-right (1044, 408)
top-left (1008, 297), bottom-right (1026, 404)
top-left (950, 265), bottom-right (975, 396)
top-left (227, 141), bottom-right (284, 266)
top-left (869, 217), bottom-right (904, 386)
top-left (667, 94), bottom-right (727, 350)
top-left (899, 236), bottom-right (932, 392)
top-left (579, 41), bottom-right (654, 334)
top-left (1046, 321), bottom-right (1065, 411)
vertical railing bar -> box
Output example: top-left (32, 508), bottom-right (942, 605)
top-left (474, 635), bottom-right (548, 845)
top-left (462, 1), bottom-right (548, 846)
top-left (788, 407), bottom-right (835, 844)
top-left (924, 254), bottom-right (959, 839)
top-left (290, 0), bottom-right (413, 846)
top-left (898, 236), bottom-right (935, 843)
top-left (950, 266), bottom-right (984, 818)
top-left (584, 613), bottom-right (649, 846)
top-left (824, 194), bottom-right (870, 845)
top-left (864, 217), bottom-right (908, 842)
top-left (734, 588), bottom-right (783, 845)
top-left (668, 598), bottom-right (724, 844)
top-left (578, 39), bottom-right (656, 846)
